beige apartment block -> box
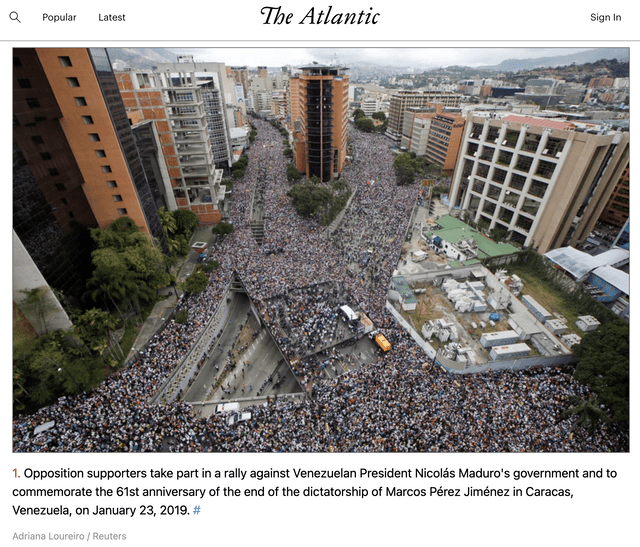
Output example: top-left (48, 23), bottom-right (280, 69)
top-left (448, 114), bottom-right (629, 254)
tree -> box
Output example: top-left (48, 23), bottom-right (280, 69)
top-left (372, 111), bottom-right (386, 121)
top-left (393, 153), bottom-right (417, 185)
top-left (572, 320), bottom-right (629, 426)
top-left (287, 183), bottom-right (333, 219)
top-left (184, 271), bottom-right (208, 294)
top-left (172, 209), bottom-right (199, 238)
top-left (17, 288), bottom-right (59, 334)
top-left (211, 222), bottom-right (234, 236)
top-left (287, 183), bottom-right (350, 226)
top-left (286, 164), bottom-right (301, 182)
top-left (70, 307), bottom-right (122, 359)
top-left (353, 108), bottom-right (366, 120)
top-left (355, 117), bottom-right (375, 132)
top-left (85, 218), bottom-right (169, 321)
top-left (563, 395), bottom-right (611, 435)
top-left (13, 329), bottom-right (106, 412)
top-left (158, 206), bottom-right (177, 237)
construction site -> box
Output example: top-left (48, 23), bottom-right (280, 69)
top-left (390, 207), bottom-right (591, 374)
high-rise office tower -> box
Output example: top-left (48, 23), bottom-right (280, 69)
top-left (13, 47), bottom-right (169, 329)
top-left (448, 113), bottom-right (629, 254)
top-left (290, 64), bottom-right (349, 182)
top-left (14, 48), bottom-right (168, 245)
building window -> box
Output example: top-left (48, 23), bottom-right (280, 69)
top-left (40, 152), bottom-right (52, 161)
top-left (31, 135), bottom-right (44, 145)
top-left (480, 146), bottom-right (495, 162)
top-left (497, 150), bottom-right (513, 167)
top-left (26, 98), bottom-right (40, 108)
top-left (48, 168), bottom-right (59, 176)
top-left (476, 163), bottom-right (490, 179)
top-left (466, 142), bottom-right (479, 157)
top-left (522, 133), bottom-right (541, 153)
top-left (118, 208), bottom-right (128, 215)
top-left (492, 168), bottom-right (508, 185)
top-left (543, 137), bottom-right (566, 157)
top-left (499, 207), bottom-right (514, 224)
top-left (89, 133), bottom-right (100, 142)
top-left (68, 211), bottom-right (75, 218)
top-left (503, 191), bottom-right (520, 208)
top-left (528, 180), bottom-right (548, 199)
top-left (522, 197), bottom-right (541, 216)
top-left (470, 123), bottom-right (484, 139)
top-left (67, 77), bottom-right (80, 88)
top-left (112, 195), bottom-right (123, 202)
top-left (74, 97), bottom-right (88, 106)
top-left (82, 115), bottom-right (94, 125)
top-left (487, 184), bottom-right (501, 200)
top-left (58, 56), bottom-right (73, 67)
top-left (502, 130), bottom-right (519, 148)
top-left (535, 160), bottom-right (556, 180)
top-left (515, 155), bottom-right (533, 173)
top-left (101, 165), bottom-right (112, 173)
top-left (107, 180), bottom-right (118, 188)
top-left (515, 215), bottom-right (533, 232)
top-left (482, 200), bottom-right (497, 215)
top-left (17, 78), bottom-right (32, 89)
top-left (95, 150), bottom-right (106, 158)
top-left (508, 173), bottom-right (526, 191)
top-left (13, 56), bottom-right (22, 68)
top-left (472, 179), bottom-right (485, 194)
top-left (486, 126), bottom-right (501, 143)
top-left (61, 198), bottom-right (68, 205)
top-left (55, 183), bottom-right (66, 191)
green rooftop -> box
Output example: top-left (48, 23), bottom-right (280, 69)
top-left (428, 215), bottom-right (520, 261)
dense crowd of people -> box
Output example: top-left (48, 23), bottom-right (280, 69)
top-left (12, 118), bottom-right (629, 453)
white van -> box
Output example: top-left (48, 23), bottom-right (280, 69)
top-left (216, 402), bottom-right (240, 414)
top-left (412, 250), bottom-right (427, 262)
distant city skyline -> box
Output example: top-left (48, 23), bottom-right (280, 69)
top-left (167, 47), bottom-right (601, 69)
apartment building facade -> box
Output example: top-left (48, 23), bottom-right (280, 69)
top-left (290, 65), bottom-right (350, 182)
top-left (448, 114), bottom-right (629, 254)
top-left (14, 48), bottom-right (167, 246)
top-left (400, 104), bottom-right (464, 172)
top-left (386, 90), bottom-right (463, 142)
top-left (116, 64), bottom-right (226, 224)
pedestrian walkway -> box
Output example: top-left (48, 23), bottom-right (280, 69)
top-left (125, 227), bottom-right (218, 361)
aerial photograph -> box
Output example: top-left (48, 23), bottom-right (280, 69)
top-left (12, 47), bottom-right (629, 452)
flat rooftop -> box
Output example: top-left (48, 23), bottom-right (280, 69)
top-left (428, 215), bottom-right (520, 260)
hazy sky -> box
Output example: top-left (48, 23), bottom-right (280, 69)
top-left (168, 47), bottom-right (596, 69)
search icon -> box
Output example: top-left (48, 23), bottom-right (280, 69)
top-left (10, 11), bottom-right (21, 22)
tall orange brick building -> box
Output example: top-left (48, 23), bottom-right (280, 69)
top-left (13, 47), bottom-right (168, 249)
top-left (290, 65), bottom-right (349, 182)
